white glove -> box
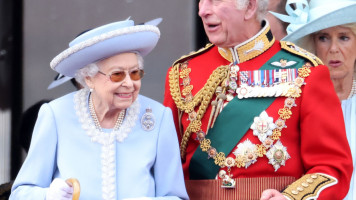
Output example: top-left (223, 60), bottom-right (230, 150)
top-left (46, 178), bottom-right (73, 200)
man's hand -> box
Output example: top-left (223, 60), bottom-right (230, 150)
top-left (260, 189), bottom-right (287, 200)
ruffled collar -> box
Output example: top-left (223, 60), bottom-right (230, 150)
top-left (74, 88), bottom-right (140, 144)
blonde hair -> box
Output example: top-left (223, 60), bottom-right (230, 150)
top-left (302, 23), bottom-right (356, 71)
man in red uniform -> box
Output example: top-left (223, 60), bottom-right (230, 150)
top-left (163, 0), bottom-right (353, 199)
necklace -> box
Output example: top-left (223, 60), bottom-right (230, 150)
top-left (347, 78), bottom-right (356, 99)
top-left (74, 88), bottom-right (139, 143)
top-left (89, 94), bottom-right (125, 131)
top-left (74, 89), bottom-right (140, 200)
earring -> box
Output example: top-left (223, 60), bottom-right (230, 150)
top-left (90, 88), bottom-right (93, 92)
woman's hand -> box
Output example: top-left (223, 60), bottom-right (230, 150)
top-left (46, 178), bottom-right (73, 200)
top-left (260, 189), bottom-right (287, 200)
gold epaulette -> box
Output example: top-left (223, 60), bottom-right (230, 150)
top-left (282, 173), bottom-right (337, 200)
top-left (172, 43), bottom-right (214, 66)
top-left (281, 41), bottom-right (323, 67)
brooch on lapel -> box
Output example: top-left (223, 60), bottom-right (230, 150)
top-left (271, 59), bottom-right (297, 68)
top-left (141, 107), bottom-right (155, 131)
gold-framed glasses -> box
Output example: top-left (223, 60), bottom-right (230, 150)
top-left (98, 69), bottom-right (144, 82)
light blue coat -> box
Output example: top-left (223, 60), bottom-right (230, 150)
top-left (10, 91), bottom-right (188, 200)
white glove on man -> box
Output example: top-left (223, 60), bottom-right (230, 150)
top-left (46, 178), bottom-right (73, 200)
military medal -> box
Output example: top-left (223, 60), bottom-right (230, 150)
top-left (266, 140), bottom-right (291, 171)
top-left (219, 168), bottom-right (236, 188)
top-left (250, 111), bottom-right (277, 143)
top-left (141, 107), bottom-right (155, 131)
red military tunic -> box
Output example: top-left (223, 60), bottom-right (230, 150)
top-left (163, 23), bottom-right (352, 200)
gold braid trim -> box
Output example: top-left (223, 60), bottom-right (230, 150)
top-left (169, 65), bottom-right (229, 158)
top-left (172, 43), bottom-right (214, 66)
top-left (282, 173), bottom-right (337, 200)
top-left (281, 41), bottom-right (323, 66)
top-left (194, 66), bottom-right (311, 169)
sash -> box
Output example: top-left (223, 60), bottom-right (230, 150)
top-left (189, 49), bottom-right (305, 179)
top-left (189, 97), bottom-right (275, 179)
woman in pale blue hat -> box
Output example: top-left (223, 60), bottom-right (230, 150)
top-left (273, 0), bottom-right (356, 199)
top-left (10, 18), bottom-right (189, 200)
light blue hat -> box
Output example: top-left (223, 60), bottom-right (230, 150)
top-left (271, 0), bottom-right (356, 43)
top-left (47, 73), bottom-right (72, 89)
top-left (50, 18), bottom-right (161, 77)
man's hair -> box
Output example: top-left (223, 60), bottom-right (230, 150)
top-left (236, 0), bottom-right (269, 22)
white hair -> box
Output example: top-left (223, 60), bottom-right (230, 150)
top-left (75, 52), bottom-right (144, 89)
top-left (236, 0), bottom-right (269, 22)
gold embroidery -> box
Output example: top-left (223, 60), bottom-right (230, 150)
top-left (218, 26), bottom-right (275, 63)
top-left (281, 41), bottom-right (323, 66)
top-left (282, 173), bottom-right (337, 200)
top-left (193, 64), bottom-right (312, 170)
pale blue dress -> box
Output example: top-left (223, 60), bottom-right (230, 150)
top-left (10, 90), bottom-right (189, 200)
top-left (342, 95), bottom-right (356, 200)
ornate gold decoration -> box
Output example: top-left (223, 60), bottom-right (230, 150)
top-left (235, 155), bottom-right (246, 168)
top-left (218, 25), bottom-right (275, 63)
top-left (182, 85), bottom-right (193, 96)
top-left (169, 64), bottom-right (229, 157)
top-left (282, 173), bottom-right (337, 200)
top-left (192, 64), bottom-right (313, 170)
top-left (298, 67), bottom-right (312, 78)
top-left (215, 152), bottom-right (227, 167)
top-left (256, 144), bottom-right (267, 157)
top-left (180, 68), bottom-right (191, 78)
top-left (278, 108), bottom-right (292, 120)
top-left (272, 129), bottom-right (282, 140)
top-left (281, 41), bottom-right (323, 66)
top-left (200, 139), bottom-right (211, 152)
top-left (172, 43), bottom-right (214, 67)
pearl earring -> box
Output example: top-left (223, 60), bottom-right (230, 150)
top-left (90, 88), bottom-right (93, 92)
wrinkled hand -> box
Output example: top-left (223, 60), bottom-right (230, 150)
top-left (260, 189), bottom-right (287, 200)
top-left (46, 178), bottom-right (73, 200)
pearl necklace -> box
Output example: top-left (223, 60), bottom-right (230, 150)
top-left (74, 88), bottom-right (139, 143)
top-left (74, 89), bottom-right (140, 200)
top-left (89, 95), bottom-right (125, 132)
top-left (347, 78), bottom-right (356, 99)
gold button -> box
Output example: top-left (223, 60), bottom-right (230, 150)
top-left (302, 182), bottom-right (309, 187)
top-left (311, 174), bottom-right (318, 179)
top-left (292, 190), bottom-right (298, 195)
top-left (297, 187), bottom-right (304, 192)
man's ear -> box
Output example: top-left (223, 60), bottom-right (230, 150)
top-left (245, 0), bottom-right (258, 20)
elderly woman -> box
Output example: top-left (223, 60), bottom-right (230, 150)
top-left (274, 0), bottom-right (356, 199)
top-left (10, 19), bottom-right (188, 200)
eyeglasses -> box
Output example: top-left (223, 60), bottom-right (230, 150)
top-left (98, 69), bottom-right (144, 82)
